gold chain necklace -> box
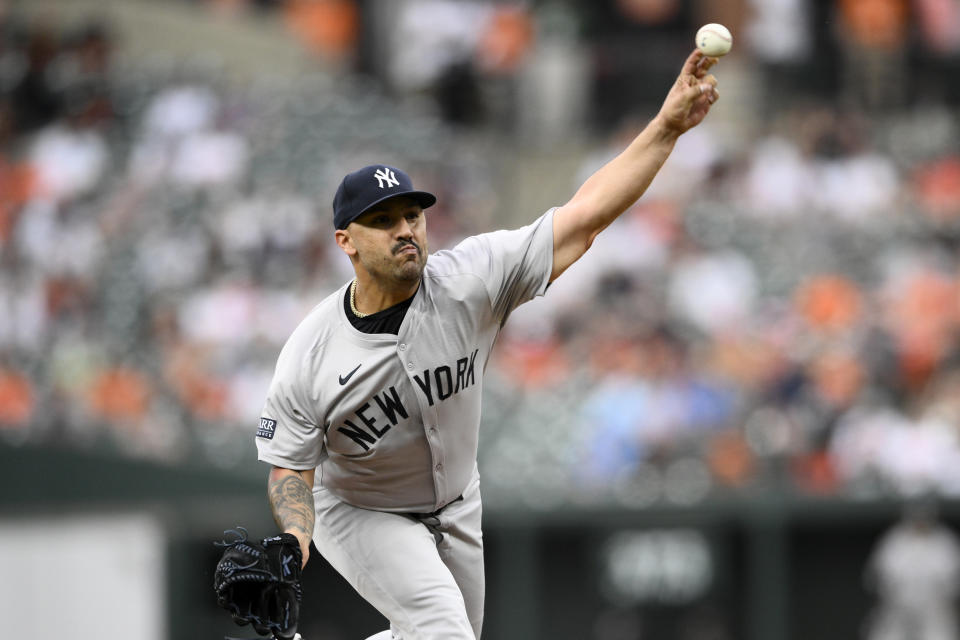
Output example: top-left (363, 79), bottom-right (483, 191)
top-left (349, 279), bottom-right (371, 318)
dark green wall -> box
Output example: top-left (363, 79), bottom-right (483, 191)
top-left (3, 442), bottom-right (954, 640)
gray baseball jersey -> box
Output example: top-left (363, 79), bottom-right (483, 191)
top-left (256, 209), bottom-right (555, 513)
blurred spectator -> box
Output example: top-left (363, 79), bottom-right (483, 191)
top-left (668, 245), bottom-right (758, 335)
top-left (614, 0), bottom-right (681, 25)
top-left (0, 150), bottom-right (35, 244)
top-left (914, 0), bottom-right (960, 55)
top-left (476, 5), bottom-right (533, 74)
top-left (374, 1), bottom-right (535, 128)
top-left (579, 327), bottom-right (736, 486)
top-left (740, 134), bottom-right (814, 218)
top-left (283, 0), bottom-right (359, 61)
top-left (27, 115), bottom-right (108, 203)
top-left (387, 0), bottom-right (493, 93)
top-left (794, 274), bottom-right (863, 334)
top-left (912, 154), bottom-right (960, 222)
top-left (706, 428), bottom-right (755, 488)
top-left (87, 364), bottom-right (152, 425)
top-left (57, 22), bottom-right (114, 122)
top-left (745, 0), bottom-right (811, 63)
top-left (0, 269), bottom-right (49, 353)
top-left (835, 0), bottom-right (910, 111)
top-left (0, 367), bottom-right (34, 428)
top-left (168, 127), bottom-right (248, 188)
top-left (434, 59), bottom-right (485, 127)
top-left (879, 254), bottom-right (958, 392)
top-left (10, 23), bottom-right (63, 133)
top-left (830, 399), bottom-right (960, 497)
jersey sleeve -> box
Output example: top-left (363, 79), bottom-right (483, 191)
top-left (255, 337), bottom-right (325, 471)
top-left (448, 208), bottom-right (555, 323)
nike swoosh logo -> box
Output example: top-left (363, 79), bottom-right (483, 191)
top-left (339, 364), bottom-right (361, 385)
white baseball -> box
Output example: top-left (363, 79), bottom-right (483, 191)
top-left (696, 23), bottom-right (732, 57)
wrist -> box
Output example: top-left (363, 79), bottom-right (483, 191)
top-left (285, 528), bottom-right (311, 546)
top-left (650, 114), bottom-right (683, 143)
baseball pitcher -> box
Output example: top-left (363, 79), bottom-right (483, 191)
top-left (247, 49), bottom-right (719, 639)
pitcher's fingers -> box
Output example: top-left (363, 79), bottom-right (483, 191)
top-left (695, 56), bottom-right (719, 77)
top-left (688, 81), bottom-right (709, 104)
top-left (697, 83), bottom-right (719, 104)
top-left (682, 49), bottom-right (706, 75)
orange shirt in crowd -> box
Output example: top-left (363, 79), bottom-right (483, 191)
top-left (0, 369), bottom-right (34, 427)
top-left (913, 156), bottom-right (960, 221)
top-left (0, 158), bottom-right (35, 243)
top-left (477, 7), bottom-right (533, 74)
top-left (795, 274), bottom-right (863, 332)
top-left (284, 0), bottom-right (358, 59)
top-left (88, 367), bottom-right (151, 423)
top-left (838, 0), bottom-right (910, 49)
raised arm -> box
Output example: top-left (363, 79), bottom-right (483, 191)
top-left (550, 49), bottom-right (720, 282)
top-left (268, 465), bottom-right (316, 567)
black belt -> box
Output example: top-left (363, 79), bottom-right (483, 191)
top-left (408, 494), bottom-right (463, 544)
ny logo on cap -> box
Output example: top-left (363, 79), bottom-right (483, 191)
top-left (374, 167), bottom-right (400, 189)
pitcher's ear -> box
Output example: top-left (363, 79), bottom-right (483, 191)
top-left (335, 228), bottom-right (356, 257)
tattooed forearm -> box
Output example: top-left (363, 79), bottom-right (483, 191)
top-left (268, 472), bottom-right (315, 541)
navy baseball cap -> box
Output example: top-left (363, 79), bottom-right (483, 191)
top-left (333, 165), bottom-right (437, 229)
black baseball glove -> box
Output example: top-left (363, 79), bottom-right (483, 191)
top-left (213, 527), bottom-right (303, 640)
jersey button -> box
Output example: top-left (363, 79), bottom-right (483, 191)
top-left (435, 463), bottom-right (443, 471)
top-left (399, 343), bottom-right (406, 351)
top-left (429, 427), bottom-right (437, 435)
top-left (407, 362), bottom-right (414, 370)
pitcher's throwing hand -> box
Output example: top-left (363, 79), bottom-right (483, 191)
top-left (658, 49), bottom-right (721, 135)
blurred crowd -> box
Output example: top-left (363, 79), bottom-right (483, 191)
top-left (0, 14), bottom-right (496, 467)
top-left (0, 3), bottom-right (959, 511)
top-left (482, 102), bottom-right (960, 507)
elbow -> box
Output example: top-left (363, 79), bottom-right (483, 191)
top-left (268, 465), bottom-right (297, 486)
top-left (269, 465), bottom-right (315, 488)
top-left (578, 222), bottom-right (608, 257)
top-left (584, 228), bottom-right (601, 252)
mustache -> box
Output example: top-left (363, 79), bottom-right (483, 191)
top-left (392, 240), bottom-right (421, 255)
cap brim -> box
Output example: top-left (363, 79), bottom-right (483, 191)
top-left (355, 190), bottom-right (437, 219)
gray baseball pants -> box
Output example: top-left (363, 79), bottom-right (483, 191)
top-left (311, 473), bottom-right (484, 639)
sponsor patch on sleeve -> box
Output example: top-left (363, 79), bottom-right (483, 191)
top-left (257, 417), bottom-right (278, 440)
